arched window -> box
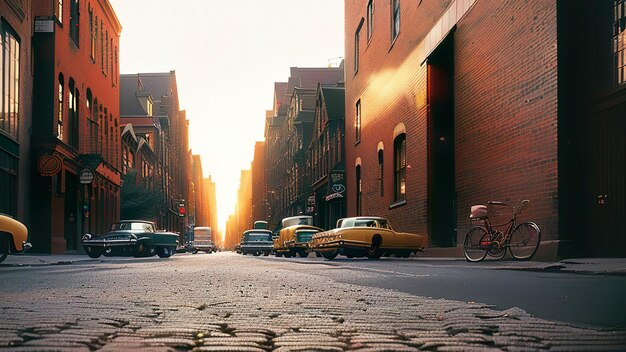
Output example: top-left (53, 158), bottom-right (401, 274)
top-left (394, 133), bottom-right (406, 201)
top-left (68, 78), bottom-right (78, 148)
top-left (356, 163), bottom-right (362, 216)
top-left (57, 74), bottom-right (64, 140)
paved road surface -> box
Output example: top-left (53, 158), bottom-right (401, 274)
top-left (1, 252), bottom-right (625, 351)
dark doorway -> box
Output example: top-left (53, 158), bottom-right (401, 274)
top-left (427, 34), bottom-right (456, 247)
top-left (589, 106), bottom-right (626, 256)
top-left (64, 173), bottom-right (79, 251)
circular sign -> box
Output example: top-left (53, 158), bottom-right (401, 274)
top-left (37, 154), bottom-right (63, 176)
top-left (79, 168), bottom-right (94, 184)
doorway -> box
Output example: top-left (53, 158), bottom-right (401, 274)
top-left (427, 34), bottom-right (456, 247)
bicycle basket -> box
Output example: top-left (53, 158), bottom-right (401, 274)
top-left (469, 205), bottom-right (488, 220)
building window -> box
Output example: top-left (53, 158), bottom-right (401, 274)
top-left (391, 0), bottom-right (400, 43)
top-left (355, 19), bottom-right (363, 73)
top-left (105, 30), bottom-right (109, 76)
top-left (70, 0), bottom-right (79, 44)
top-left (367, 0), bottom-right (374, 42)
top-left (94, 16), bottom-right (98, 62)
top-left (1, 24), bottom-right (20, 138)
top-left (55, 0), bottom-right (63, 24)
top-left (355, 99), bottom-right (361, 143)
top-left (378, 149), bottom-right (384, 196)
top-left (394, 133), bottom-right (406, 201)
top-left (57, 74), bottom-right (64, 140)
top-left (356, 164), bottom-right (362, 216)
top-left (614, 0), bottom-right (626, 84)
top-left (89, 8), bottom-right (95, 60)
top-left (68, 78), bottom-right (79, 148)
top-left (100, 21), bottom-right (104, 72)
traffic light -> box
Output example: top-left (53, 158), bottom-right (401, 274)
top-left (178, 202), bottom-right (186, 217)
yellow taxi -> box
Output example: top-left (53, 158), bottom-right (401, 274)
top-left (0, 214), bottom-right (31, 263)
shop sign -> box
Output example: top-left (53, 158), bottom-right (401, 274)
top-left (37, 154), bottom-right (63, 176)
top-left (325, 171), bottom-right (346, 201)
top-left (79, 167), bottom-right (94, 184)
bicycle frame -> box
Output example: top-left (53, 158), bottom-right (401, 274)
top-left (478, 202), bottom-right (520, 252)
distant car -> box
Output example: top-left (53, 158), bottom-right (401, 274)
top-left (0, 214), bottom-right (31, 263)
top-left (81, 220), bottom-right (178, 259)
top-left (240, 229), bottom-right (274, 256)
top-left (274, 215), bottom-right (323, 258)
top-left (188, 226), bottom-right (216, 254)
top-left (310, 217), bottom-right (425, 260)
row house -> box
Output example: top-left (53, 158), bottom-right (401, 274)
top-left (264, 66), bottom-right (344, 232)
top-left (119, 123), bottom-right (160, 221)
top-left (0, 0), bottom-right (33, 222)
top-left (30, 0), bottom-right (122, 253)
top-left (308, 83), bottom-right (346, 230)
top-left (345, 0), bottom-right (625, 258)
top-left (119, 72), bottom-right (191, 237)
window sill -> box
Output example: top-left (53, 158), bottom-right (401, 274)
top-left (389, 199), bottom-right (406, 209)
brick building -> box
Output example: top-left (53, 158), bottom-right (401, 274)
top-left (0, 0), bottom-right (33, 223)
top-left (251, 141), bottom-right (266, 224)
top-left (308, 83), bottom-right (346, 230)
top-left (120, 72), bottom-right (191, 237)
top-left (264, 67), bottom-right (344, 232)
top-left (345, 0), bottom-right (625, 257)
top-left (30, 0), bottom-right (122, 253)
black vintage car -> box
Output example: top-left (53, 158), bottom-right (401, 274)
top-left (81, 220), bottom-right (178, 258)
top-left (239, 229), bottom-right (274, 256)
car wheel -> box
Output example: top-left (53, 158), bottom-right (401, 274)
top-left (366, 236), bottom-right (383, 259)
top-left (86, 247), bottom-right (102, 258)
top-left (298, 250), bottom-right (309, 258)
top-left (0, 234), bottom-right (10, 263)
top-left (320, 249), bottom-right (339, 260)
top-left (157, 246), bottom-right (172, 258)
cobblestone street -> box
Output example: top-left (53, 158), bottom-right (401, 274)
top-left (1, 252), bottom-right (625, 351)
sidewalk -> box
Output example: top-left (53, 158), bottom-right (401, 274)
top-left (2, 252), bottom-right (626, 276)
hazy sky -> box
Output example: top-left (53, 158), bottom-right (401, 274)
top-left (108, 0), bottom-right (344, 233)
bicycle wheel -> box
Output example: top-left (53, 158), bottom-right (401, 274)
top-left (509, 222), bottom-right (541, 260)
top-left (463, 227), bottom-right (489, 262)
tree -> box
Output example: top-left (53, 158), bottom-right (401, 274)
top-left (120, 169), bottom-right (163, 220)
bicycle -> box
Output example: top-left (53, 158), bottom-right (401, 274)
top-left (463, 200), bottom-right (541, 262)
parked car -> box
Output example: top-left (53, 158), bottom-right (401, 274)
top-left (240, 229), bottom-right (274, 256)
top-left (81, 220), bottom-right (178, 258)
top-left (188, 226), bottom-right (216, 254)
top-left (0, 214), bottom-right (31, 263)
top-left (274, 215), bottom-right (323, 258)
top-left (310, 217), bottom-right (425, 260)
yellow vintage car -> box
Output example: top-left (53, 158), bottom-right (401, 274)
top-left (310, 217), bottom-right (424, 260)
top-left (0, 214), bottom-right (31, 263)
top-left (274, 215), bottom-right (323, 258)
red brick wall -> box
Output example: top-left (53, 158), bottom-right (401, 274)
top-left (455, 1), bottom-right (559, 243)
top-left (345, 0), bottom-right (559, 244)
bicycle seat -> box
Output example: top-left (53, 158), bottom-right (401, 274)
top-left (469, 205), bottom-right (488, 220)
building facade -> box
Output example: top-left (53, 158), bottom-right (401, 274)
top-left (345, 0), bottom-right (625, 257)
top-left (264, 67), bottom-right (344, 232)
top-left (251, 141), bottom-right (266, 224)
top-left (119, 72), bottom-right (191, 237)
top-left (30, 0), bottom-right (122, 253)
top-left (308, 83), bottom-right (347, 230)
top-left (0, 0), bottom-right (33, 224)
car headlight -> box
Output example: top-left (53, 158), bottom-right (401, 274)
top-left (82, 234), bottom-right (92, 241)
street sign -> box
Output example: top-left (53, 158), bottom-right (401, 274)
top-left (79, 168), bottom-right (94, 184)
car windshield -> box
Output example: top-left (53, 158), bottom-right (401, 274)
top-left (244, 232), bottom-right (272, 242)
top-left (111, 222), bottom-right (154, 232)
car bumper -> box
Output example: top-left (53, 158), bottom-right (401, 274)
top-left (240, 245), bottom-right (273, 252)
top-left (82, 239), bottom-right (138, 247)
